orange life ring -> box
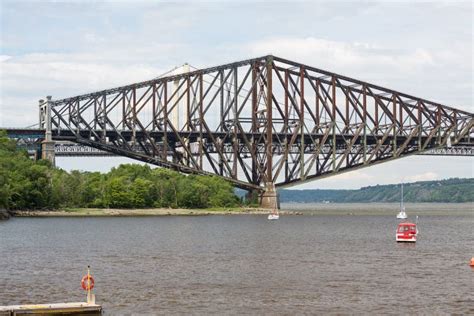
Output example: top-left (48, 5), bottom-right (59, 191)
top-left (81, 275), bottom-right (95, 290)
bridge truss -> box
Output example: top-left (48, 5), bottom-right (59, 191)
top-left (33, 55), bottom-right (472, 192)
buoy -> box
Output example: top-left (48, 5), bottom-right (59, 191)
top-left (81, 275), bottom-right (95, 290)
top-left (470, 257), bottom-right (474, 267)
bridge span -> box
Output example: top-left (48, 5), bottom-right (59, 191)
top-left (4, 55), bottom-right (474, 207)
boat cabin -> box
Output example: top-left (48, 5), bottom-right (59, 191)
top-left (396, 222), bottom-right (417, 242)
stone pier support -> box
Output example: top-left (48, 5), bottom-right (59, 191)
top-left (259, 182), bottom-right (280, 209)
top-left (41, 140), bottom-right (56, 166)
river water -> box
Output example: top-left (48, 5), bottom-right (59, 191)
top-left (1, 209), bottom-right (473, 314)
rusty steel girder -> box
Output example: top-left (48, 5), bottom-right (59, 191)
top-left (42, 55), bottom-right (474, 191)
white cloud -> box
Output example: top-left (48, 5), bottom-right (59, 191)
top-left (246, 37), bottom-right (438, 73)
top-left (0, 55), bottom-right (12, 62)
top-left (0, 46), bottom-right (185, 126)
top-left (240, 36), bottom-right (472, 111)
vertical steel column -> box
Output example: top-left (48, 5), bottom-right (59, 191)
top-left (232, 67), bottom-right (238, 178)
top-left (185, 76), bottom-right (191, 167)
top-left (375, 94), bottom-right (379, 132)
top-left (75, 99), bottom-right (80, 135)
top-left (132, 87), bottom-right (136, 145)
top-left (417, 101), bottom-right (422, 151)
top-left (453, 111), bottom-right (458, 142)
top-left (363, 85), bottom-right (367, 163)
top-left (300, 66), bottom-right (305, 179)
top-left (345, 90), bottom-right (349, 131)
top-left (266, 56), bottom-right (273, 183)
top-left (163, 83), bottom-right (168, 161)
top-left (152, 83), bottom-right (156, 131)
top-left (315, 79), bottom-right (320, 172)
top-left (251, 64), bottom-right (258, 184)
top-left (199, 73), bottom-right (204, 169)
top-left (437, 105), bottom-right (442, 144)
top-left (392, 94), bottom-right (397, 153)
top-left (102, 93), bottom-right (107, 141)
top-left (93, 98), bottom-right (97, 131)
top-left (315, 79), bottom-right (320, 131)
top-left (284, 70), bottom-right (289, 182)
top-left (219, 70), bottom-right (224, 176)
top-left (331, 76), bottom-right (336, 170)
top-left (122, 91), bottom-right (126, 130)
top-left (345, 88), bottom-right (349, 167)
top-left (186, 76), bottom-right (191, 131)
top-left (38, 99), bottom-right (44, 129)
top-left (399, 96), bottom-right (403, 130)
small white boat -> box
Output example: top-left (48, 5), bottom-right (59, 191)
top-left (397, 209), bottom-right (407, 219)
top-left (267, 206), bottom-right (279, 220)
top-left (396, 183), bottom-right (408, 219)
top-left (267, 213), bottom-right (279, 220)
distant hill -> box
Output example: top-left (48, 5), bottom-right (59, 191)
top-left (278, 178), bottom-right (474, 203)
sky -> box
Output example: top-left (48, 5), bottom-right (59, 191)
top-left (0, 0), bottom-right (473, 189)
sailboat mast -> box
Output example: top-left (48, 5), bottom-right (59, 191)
top-left (401, 183), bottom-right (404, 209)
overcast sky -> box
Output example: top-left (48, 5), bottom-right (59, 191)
top-left (0, 0), bottom-right (472, 189)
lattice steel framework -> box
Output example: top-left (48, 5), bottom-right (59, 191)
top-left (40, 55), bottom-right (474, 190)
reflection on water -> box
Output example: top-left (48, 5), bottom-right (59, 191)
top-left (1, 212), bottom-right (473, 314)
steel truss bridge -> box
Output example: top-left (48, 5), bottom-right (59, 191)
top-left (4, 55), bottom-right (474, 202)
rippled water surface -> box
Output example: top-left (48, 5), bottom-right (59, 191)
top-left (1, 211), bottom-right (473, 314)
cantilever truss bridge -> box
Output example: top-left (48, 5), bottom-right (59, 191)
top-left (6, 55), bottom-right (474, 193)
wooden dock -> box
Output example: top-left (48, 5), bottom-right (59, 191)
top-left (0, 302), bottom-right (102, 315)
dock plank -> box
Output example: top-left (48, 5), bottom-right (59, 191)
top-left (0, 302), bottom-right (101, 315)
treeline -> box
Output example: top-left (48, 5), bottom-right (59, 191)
top-left (279, 178), bottom-right (474, 203)
top-left (0, 131), bottom-right (239, 210)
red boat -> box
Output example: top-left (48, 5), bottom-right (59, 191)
top-left (396, 222), bottom-right (418, 242)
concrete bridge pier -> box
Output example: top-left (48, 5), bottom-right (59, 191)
top-left (39, 96), bottom-right (55, 166)
top-left (41, 139), bottom-right (55, 166)
top-left (259, 182), bottom-right (280, 209)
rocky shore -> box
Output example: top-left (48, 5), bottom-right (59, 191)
top-left (10, 208), bottom-right (302, 217)
top-left (0, 209), bottom-right (10, 220)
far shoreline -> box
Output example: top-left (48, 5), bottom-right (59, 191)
top-left (6, 202), bottom-right (473, 218)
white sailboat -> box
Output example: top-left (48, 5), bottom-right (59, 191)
top-left (396, 183), bottom-right (408, 219)
top-left (267, 211), bottom-right (279, 220)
